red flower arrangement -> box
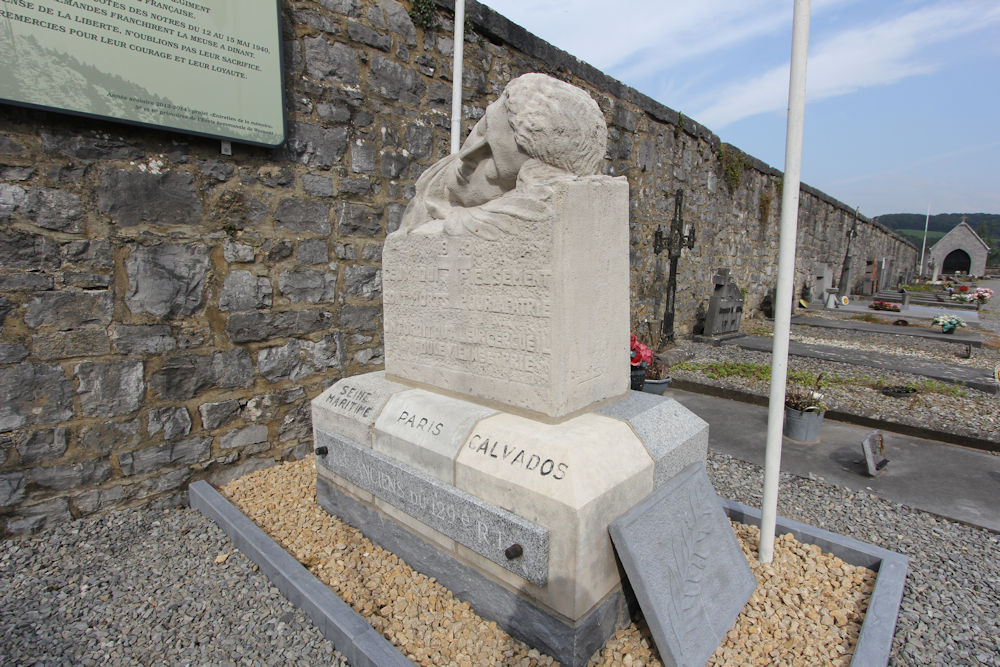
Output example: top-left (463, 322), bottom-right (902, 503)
top-left (959, 285), bottom-right (970, 293)
top-left (630, 334), bottom-right (653, 367)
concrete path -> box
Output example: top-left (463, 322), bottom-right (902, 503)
top-left (668, 388), bottom-right (1000, 533)
top-left (727, 336), bottom-right (997, 394)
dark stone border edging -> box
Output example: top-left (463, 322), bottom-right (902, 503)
top-left (721, 498), bottom-right (909, 667)
top-left (669, 378), bottom-right (1000, 453)
top-left (188, 480), bottom-right (414, 667)
top-left (190, 479), bottom-right (907, 667)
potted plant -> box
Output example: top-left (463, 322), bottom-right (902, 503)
top-left (783, 374), bottom-right (826, 443)
top-left (643, 357), bottom-right (672, 395)
top-left (931, 314), bottom-right (966, 334)
top-left (629, 334), bottom-right (652, 390)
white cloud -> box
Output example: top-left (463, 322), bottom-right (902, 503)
top-left (691, 1), bottom-right (1000, 128)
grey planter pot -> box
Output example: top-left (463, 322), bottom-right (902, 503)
top-left (641, 378), bottom-right (672, 395)
top-left (783, 407), bottom-right (825, 442)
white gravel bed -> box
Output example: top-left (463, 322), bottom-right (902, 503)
top-left (669, 339), bottom-right (1000, 444)
top-left (0, 504), bottom-right (346, 666)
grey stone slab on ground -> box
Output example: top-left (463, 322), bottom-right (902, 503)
top-left (315, 429), bottom-right (549, 585)
top-left (609, 462), bottom-right (755, 667)
top-left (728, 336), bottom-right (997, 393)
top-left (790, 315), bottom-right (982, 348)
top-left (720, 498), bottom-right (908, 667)
top-left (188, 481), bottom-right (412, 667)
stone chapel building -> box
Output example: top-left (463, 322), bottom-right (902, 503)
top-left (929, 221), bottom-right (990, 277)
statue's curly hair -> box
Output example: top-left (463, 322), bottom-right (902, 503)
top-left (501, 73), bottom-right (607, 176)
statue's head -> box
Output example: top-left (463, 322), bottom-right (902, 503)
top-left (446, 73), bottom-right (607, 207)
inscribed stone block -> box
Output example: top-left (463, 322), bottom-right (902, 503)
top-left (609, 463), bottom-right (755, 667)
top-left (374, 389), bottom-right (496, 483)
top-left (311, 371), bottom-right (407, 446)
top-left (455, 412), bottom-right (654, 619)
top-left (383, 177), bottom-right (629, 420)
top-left (316, 430), bottom-right (548, 585)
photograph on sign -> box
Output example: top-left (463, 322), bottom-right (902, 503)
top-left (0, 0), bottom-right (284, 146)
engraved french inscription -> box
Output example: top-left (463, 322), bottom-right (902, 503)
top-left (466, 433), bottom-right (569, 481)
top-left (316, 428), bottom-right (549, 585)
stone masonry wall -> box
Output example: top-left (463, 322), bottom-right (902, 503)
top-left (0, 0), bottom-right (916, 535)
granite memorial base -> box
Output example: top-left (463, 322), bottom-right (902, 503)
top-left (311, 372), bottom-right (708, 666)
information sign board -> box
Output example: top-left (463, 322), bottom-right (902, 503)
top-left (0, 0), bottom-right (284, 146)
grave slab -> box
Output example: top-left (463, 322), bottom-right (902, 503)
top-left (609, 462), bottom-right (755, 667)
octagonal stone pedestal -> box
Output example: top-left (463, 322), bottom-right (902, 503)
top-left (312, 372), bottom-right (708, 666)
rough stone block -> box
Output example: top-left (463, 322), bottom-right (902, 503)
top-left (0, 472), bottom-right (26, 507)
top-left (111, 325), bottom-right (177, 355)
top-left (227, 310), bottom-right (334, 344)
top-left (148, 406), bottom-right (192, 441)
top-left (311, 372), bottom-right (407, 445)
top-left (118, 437), bottom-right (211, 476)
top-left (348, 140), bottom-right (375, 175)
top-left (219, 271), bottom-right (273, 311)
top-left (199, 399), bottom-right (242, 431)
top-left (0, 344), bottom-right (29, 364)
top-left (15, 428), bottom-right (68, 465)
top-left (373, 389), bottom-right (496, 483)
top-left (24, 291), bottom-right (112, 330)
top-left (126, 243), bottom-right (210, 318)
top-left (0, 229), bottom-right (60, 270)
top-left (199, 159), bottom-right (234, 181)
top-left (5, 498), bottom-right (71, 535)
top-left (32, 329), bottom-right (111, 360)
top-left (75, 361), bottom-right (144, 417)
top-left (383, 177), bottom-right (630, 420)
top-left (378, 0), bottom-right (416, 45)
top-left (150, 350), bottom-right (253, 401)
top-left (223, 239), bottom-right (255, 263)
top-left (30, 459), bottom-right (111, 491)
top-left (297, 238), bottom-right (329, 264)
top-left (284, 122), bottom-right (348, 169)
top-left (62, 239), bottom-right (113, 269)
top-left (338, 305), bottom-right (379, 330)
top-left (275, 198), bottom-right (331, 235)
top-left (97, 169), bottom-right (201, 226)
top-left (220, 424), bottom-right (269, 450)
top-left (609, 463), bottom-right (756, 667)
top-left (0, 364), bottom-right (73, 432)
top-left (0, 183), bottom-right (27, 221)
top-left (41, 130), bottom-right (142, 160)
top-left (258, 336), bottom-right (341, 383)
top-left (278, 270), bottom-right (337, 303)
top-left (344, 266), bottom-right (381, 299)
top-left (347, 19), bottom-right (391, 51)
top-left (23, 187), bottom-right (82, 232)
top-left (303, 37), bottom-right (359, 84)
top-left (369, 53), bottom-right (424, 103)
top-left (81, 421), bottom-right (140, 455)
top-left (301, 174), bottom-right (334, 198)
top-left (0, 273), bottom-right (53, 291)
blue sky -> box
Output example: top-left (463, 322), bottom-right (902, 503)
top-left (479, 0), bottom-right (1000, 217)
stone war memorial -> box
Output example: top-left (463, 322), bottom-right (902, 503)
top-left (311, 73), bottom-right (753, 665)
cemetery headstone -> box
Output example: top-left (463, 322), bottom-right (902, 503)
top-left (699, 268), bottom-right (745, 341)
top-left (812, 263), bottom-right (832, 306)
top-left (862, 430), bottom-right (889, 477)
top-left (310, 73), bottom-right (727, 666)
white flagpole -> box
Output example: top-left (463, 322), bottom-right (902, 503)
top-left (450, 0), bottom-right (466, 154)
top-left (919, 205), bottom-right (930, 276)
top-left (760, 0), bottom-right (811, 563)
